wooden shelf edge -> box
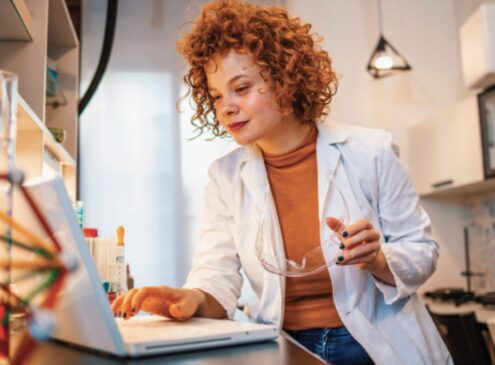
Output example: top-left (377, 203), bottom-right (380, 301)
top-left (48, 0), bottom-right (79, 48)
top-left (17, 95), bottom-right (76, 167)
top-left (0, 0), bottom-right (33, 41)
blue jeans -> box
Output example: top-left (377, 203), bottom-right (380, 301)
top-left (286, 327), bottom-right (374, 365)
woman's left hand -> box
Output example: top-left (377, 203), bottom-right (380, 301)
top-left (326, 217), bottom-right (383, 271)
top-left (326, 217), bottom-right (395, 285)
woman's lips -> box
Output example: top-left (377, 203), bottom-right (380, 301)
top-left (228, 121), bottom-right (248, 132)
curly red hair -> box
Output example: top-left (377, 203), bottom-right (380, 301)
top-left (177, 0), bottom-right (338, 138)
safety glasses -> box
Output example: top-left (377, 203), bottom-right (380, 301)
top-left (254, 177), bottom-right (349, 277)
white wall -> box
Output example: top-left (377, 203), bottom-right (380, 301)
top-left (80, 0), bottom-right (192, 287)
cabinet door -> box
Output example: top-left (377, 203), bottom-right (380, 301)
top-left (408, 96), bottom-right (483, 196)
top-left (429, 108), bottom-right (456, 190)
top-left (409, 108), bottom-right (454, 195)
top-left (409, 114), bottom-right (441, 194)
top-left (449, 96), bottom-right (483, 187)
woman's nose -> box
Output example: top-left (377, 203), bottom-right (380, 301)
top-left (219, 98), bottom-right (239, 117)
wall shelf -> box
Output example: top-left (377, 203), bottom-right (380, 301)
top-left (1, 0), bottom-right (79, 200)
top-left (18, 95), bottom-right (75, 167)
top-left (420, 178), bottom-right (495, 200)
top-left (47, 0), bottom-right (77, 47)
top-left (409, 95), bottom-right (484, 200)
top-left (0, 0), bottom-right (32, 41)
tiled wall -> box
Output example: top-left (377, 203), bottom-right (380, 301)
top-left (466, 195), bottom-right (495, 292)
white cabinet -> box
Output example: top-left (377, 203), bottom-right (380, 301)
top-left (408, 96), bottom-right (484, 197)
top-left (460, 2), bottom-right (495, 89)
top-left (0, 0), bottom-right (78, 200)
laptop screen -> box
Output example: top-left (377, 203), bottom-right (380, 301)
top-left (21, 176), bottom-right (126, 355)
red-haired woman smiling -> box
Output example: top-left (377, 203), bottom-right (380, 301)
top-left (112, 1), bottom-right (451, 364)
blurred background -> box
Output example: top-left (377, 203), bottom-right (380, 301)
top-left (77, 0), bottom-right (491, 294)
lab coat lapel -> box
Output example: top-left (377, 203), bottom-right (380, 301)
top-left (239, 146), bottom-right (267, 212)
top-left (241, 146), bottom-right (284, 257)
top-left (239, 145), bottom-right (285, 326)
top-left (329, 146), bottom-right (369, 303)
top-left (316, 135), bottom-right (347, 273)
top-left (316, 133), bottom-right (340, 221)
top-left (316, 122), bottom-right (368, 306)
top-left (239, 145), bottom-right (285, 258)
top-left (316, 121), bottom-right (350, 223)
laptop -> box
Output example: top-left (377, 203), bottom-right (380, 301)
top-left (19, 175), bottom-right (278, 357)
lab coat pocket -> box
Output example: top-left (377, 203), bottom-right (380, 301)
top-left (351, 309), bottom-right (397, 364)
top-left (394, 298), bottom-right (446, 364)
top-left (361, 297), bottom-right (433, 365)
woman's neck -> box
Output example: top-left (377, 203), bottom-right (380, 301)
top-left (256, 118), bottom-right (313, 155)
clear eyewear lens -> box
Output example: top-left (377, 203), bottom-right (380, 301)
top-left (256, 232), bottom-right (343, 277)
top-left (255, 178), bottom-right (349, 277)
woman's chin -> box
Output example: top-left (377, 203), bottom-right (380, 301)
top-left (231, 135), bottom-right (255, 146)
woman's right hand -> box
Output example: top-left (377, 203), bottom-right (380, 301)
top-left (111, 286), bottom-right (206, 321)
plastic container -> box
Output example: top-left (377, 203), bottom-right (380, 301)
top-left (74, 201), bottom-right (84, 228)
top-left (82, 227), bottom-right (98, 259)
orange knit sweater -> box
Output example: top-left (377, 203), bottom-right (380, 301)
top-left (263, 127), bottom-right (343, 330)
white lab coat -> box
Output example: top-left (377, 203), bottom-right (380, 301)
top-left (184, 121), bottom-right (452, 365)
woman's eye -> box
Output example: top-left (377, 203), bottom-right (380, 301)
top-left (235, 85), bottom-right (250, 94)
top-left (211, 95), bottom-right (221, 102)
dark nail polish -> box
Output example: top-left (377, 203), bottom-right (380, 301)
top-left (131, 307), bottom-right (136, 314)
top-left (342, 231), bottom-right (349, 238)
top-left (123, 312), bottom-right (127, 319)
top-left (337, 255), bottom-right (344, 262)
top-left (339, 242), bottom-right (345, 249)
top-left (113, 312), bottom-right (117, 317)
top-left (117, 311), bottom-right (121, 317)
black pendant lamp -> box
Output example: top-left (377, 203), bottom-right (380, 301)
top-left (367, 0), bottom-right (411, 79)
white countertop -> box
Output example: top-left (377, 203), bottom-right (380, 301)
top-left (424, 299), bottom-right (495, 324)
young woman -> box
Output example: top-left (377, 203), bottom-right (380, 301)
top-left (112, 1), bottom-right (451, 364)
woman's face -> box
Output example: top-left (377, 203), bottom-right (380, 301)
top-left (206, 49), bottom-right (304, 154)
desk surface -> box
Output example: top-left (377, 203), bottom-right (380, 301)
top-left (19, 334), bottom-right (326, 365)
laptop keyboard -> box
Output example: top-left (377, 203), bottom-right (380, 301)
top-left (116, 315), bottom-right (268, 344)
